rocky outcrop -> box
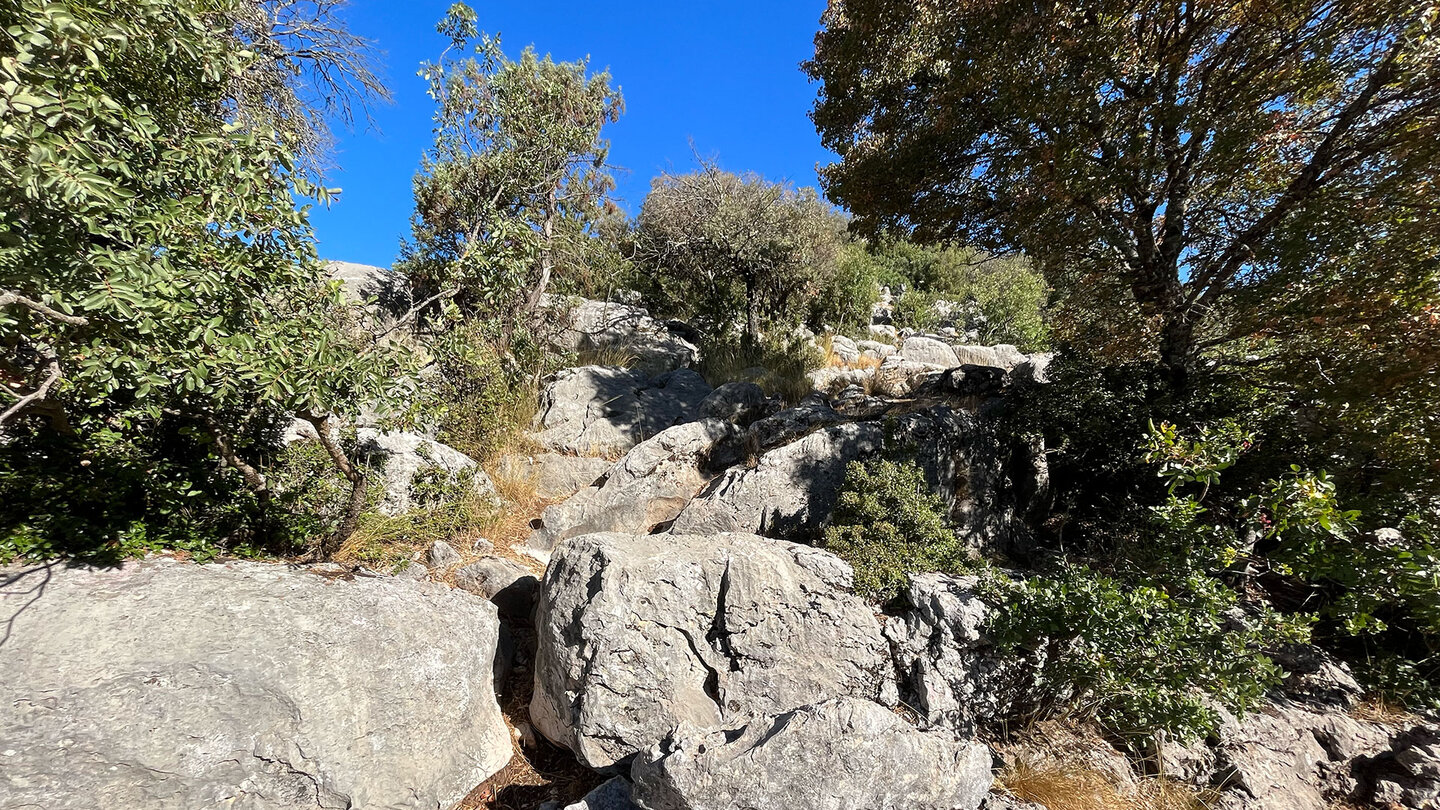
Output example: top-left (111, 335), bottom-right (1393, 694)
top-left (631, 697), bottom-right (992, 810)
top-left (541, 777), bottom-right (642, 810)
top-left (746, 396), bottom-right (848, 450)
top-left (886, 574), bottom-right (1043, 736)
top-left (526, 420), bottom-right (745, 558)
top-left (0, 558), bottom-right (512, 810)
top-left (547, 297), bottom-right (700, 376)
top-left (670, 421), bottom-right (885, 538)
top-left (530, 532), bottom-right (893, 768)
top-left (354, 428), bottom-right (496, 515)
top-left (532, 367), bottom-right (713, 456)
top-left (872, 354), bottom-right (947, 397)
top-left (901, 335), bottom-right (963, 367)
top-left (456, 556), bottom-right (541, 621)
top-left (496, 452), bottom-right (614, 500)
top-left (696, 381), bottom-right (772, 425)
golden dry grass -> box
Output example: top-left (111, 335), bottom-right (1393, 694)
top-left (575, 342), bottom-right (639, 369)
top-left (1349, 694), bottom-right (1421, 726)
top-left (998, 756), bottom-right (1214, 810)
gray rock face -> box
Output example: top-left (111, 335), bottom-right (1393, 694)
top-left (746, 397), bottom-right (847, 450)
top-left (425, 539), bottom-right (463, 569)
top-left (355, 428), bottom-right (496, 516)
top-left (496, 452), bottom-right (614, 500)
top-left (1366, 725), bottom-right (1440, 809)
top-left (456, 556), bottom-right (541, 620)
top-left (886, 574), bottom-right (1042, 735)
top-left (827, 334), bottom-right (861, 365)
top-left (631, 698), bottom-right (993, 810)
top-left (697, 381), bottom-right (771, 426)
top-left (872, 355), bottom-right (947, 398)
top-left (540, 778), bottom-right (642, 810)
top-left (0, 558), bottom-right (512, 810)
top-left (526, 420), bottom-right (745, 558)
top-left (533, 367), bottom-right (713, 456)
top-left (670, 421), bottom-right (885, 539)
top-left (548, 297), bottom-right (701, 376)
top-left (951, 344), bottom-right (1027, 370)
top-left (901, 335), bottom-right (962, 367)
top-left (530, 532), bottom-right (892, 768)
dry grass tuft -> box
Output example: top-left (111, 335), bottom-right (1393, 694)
top-left (1349, 694), bottom-right (1421, 726)
top-left (998, 757), bottom-right (1214, 810)
top-left (575, 342), bottom-right (640, 369)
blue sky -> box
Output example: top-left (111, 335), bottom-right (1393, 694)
top-left (308, 0), bottom-right (835, 268)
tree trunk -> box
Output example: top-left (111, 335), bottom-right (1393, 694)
top-left (302, 413), bottom-right (364, 560)
top-left (522, 189), bottom-right (558, 319)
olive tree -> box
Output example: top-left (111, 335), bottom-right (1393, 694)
top-left (807, 0), bottom-right (1440, 376)
top-left (635, 165), bottom-right (847, 341)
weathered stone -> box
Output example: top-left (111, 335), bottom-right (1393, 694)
top-left (872, 354), bottom-right (947, 398)
top-left (1363, 725), bottom-right (1440, 809)
top-left (547, 297), bottom-right (700, 375)
top-left (951, 344), bottom-right (1027, 370)
top-left (540, 778), bottom-right (642, 810)
top-left (496, 453), bottom-right (614, 500)
top-left (981, 794), bottom-right (1048, 810)
top-left (808, 365), bottom-right (874, 395)
top-left (746, 397), bottom-right (847, 450)
top-left (827, 334), bottom-right (861, 365)
top-left (886, 574), bottom-right (1043, 735)
top-left (0, 558), bottom-right (511, 810)
top-left (697, 381), bottom-right (771, 426)
top-left (532, 367), bottom-right (713, 457)
top-left (425, 539), bottom-right (463, 569)
top-left (901, 335), bottom-right (962, 367)
top-left (527, 420), bottom-right (745, 557)
top-left (856, 338), bottom-right (897, 359)
top-left (354, 428), bottom-right (496, 516)
top-left (530, 532), bottom-right (892, 768)
top-left (456, 557), bottom-right (541, 621)
top-left (631, 698), bottom-right (992, 810)
top-left (397, 560), bottom-right (430, 580)
top-left (670, 421), bottom-right (885, 539)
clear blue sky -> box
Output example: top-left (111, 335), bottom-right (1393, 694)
top-left (308, 0), bottom-right (835, 268)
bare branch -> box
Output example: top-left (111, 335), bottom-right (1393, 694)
top-left (0, 291), bottom-right (89, 326)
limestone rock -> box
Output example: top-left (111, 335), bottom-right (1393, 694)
top-left (670, 421), bottom-right (885, 539)
top-left (456, 556), bottom-right (541, 621)
top-left (532, 367), bottom-right (713, 457)
top-left (0, 558), bottom-right (512, 810)
top-left (872, 355), bottom-right (947, 398)
top-left (530, 532), bottom-right (892, 768)
top-left (951, 344), bottom-right (1027, 370)
top-left (630, 697), bottom-right (993, 810)
top-left (746, 397), bottom-right (847, 450)
top-left (355, 428), bottom-right (496, 516)
top-left (697, 381), bottom-right (771, 426)
top-left (496, 453), bottom-right (614, 500)
top-left (526, 419), bottom-right (745, 557)
top-left (425, 539), bottom-right (462, 569)
top-left (886, 574), bottom-right (1043, 735)
top-left (901, 335), bottom-right (962, 367)
top-left (548, 297), bottom-right (700, 375)
top-left (540, 778), bottom-right (642, 810)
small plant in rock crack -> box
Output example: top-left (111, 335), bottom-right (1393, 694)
top-left (823, 458), bottom-right (970, 600)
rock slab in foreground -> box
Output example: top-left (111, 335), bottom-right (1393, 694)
top-left (530, 532), bottom-right (892, 768)
top-left (631, 697), bottom-right (992, 810)
top-left (0, 558), bottom-right (512, 810)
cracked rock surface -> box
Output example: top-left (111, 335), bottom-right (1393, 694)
top-left (0, 558), bottom-right (511, 810)
top-left (631, 697), bottom-right (993, 810)
top-left (529, 532), bottom-right (893, 769)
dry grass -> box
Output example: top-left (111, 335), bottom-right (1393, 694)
top-left (1349, 694), bottom-right (1421, 726)
top-left (998, 757), bottom-right (1214, 810)
top-left (575, 342), bottom-right (639, 369)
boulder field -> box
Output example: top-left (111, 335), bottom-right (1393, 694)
top-left (3, 294), bottom-right (1438, 810)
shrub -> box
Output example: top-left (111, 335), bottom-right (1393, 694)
top-left (824, 458), bottom-right (968, 599)
top-left (697, 332), bottom-right (824, 405)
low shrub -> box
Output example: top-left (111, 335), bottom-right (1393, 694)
top-left (697, 332), bottom-right (824, 404)
top-left (823, 458), bottom-right (969, 599)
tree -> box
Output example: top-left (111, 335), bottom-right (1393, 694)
top-left (225, 0), bottom-right (392, 173)
top-left (397, 2), bottom-right (623, 340)
top-left (0, 0), bottom-right (408, 555)
top-left (807, 0), bottom-right (1440, 375)
top-left (635, 164), bottom-right (846, 341)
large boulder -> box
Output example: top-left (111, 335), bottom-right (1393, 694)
top-left (532, 367), bottom-right (713, 457)
top-left (746, 396), bottom-right (847, 450)
top-left (526, 419), bottom-right (745, 558)
top-left (548, 297), bottom-right (700, 375)
top-left (630, 697), bottom-right (993, 810)
top-left (696, 381), bottom-right (772, 426)
top-left (0, 558), bottom-right (512, 810)
top-left (886, 574), bottom-right (1043, 736)
top-left (901, 335), bottom-right (962, 367)
top-left (871, 355), bottom-right (947, 398)
top-left (354, 428), bottom-right (496, 516)
top-left (530, 532), bottom-right (892, 768)
top-left (496, 452), bottom-right (614, 501)
top-left (670, 421), bottom-right (886, 539)
top-left (951, 344), bottom-right (1027, 370)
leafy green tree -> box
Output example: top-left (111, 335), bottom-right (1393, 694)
top-left (0, 0), bottom-right (408, 556)
top-left (807, 0), bottom-right (1440, 375)
top-left (635, 164), bottom-right (846, 341)
top-left (397, 1), bottom-right (623, 339)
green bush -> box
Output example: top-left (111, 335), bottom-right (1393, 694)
top-left (824, 458), bottom-right (968, 599)
top-left (697, 332), bottom-right (824, 405)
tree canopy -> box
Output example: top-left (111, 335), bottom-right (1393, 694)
top-left (807, 0), bottom-right (1440, 373)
